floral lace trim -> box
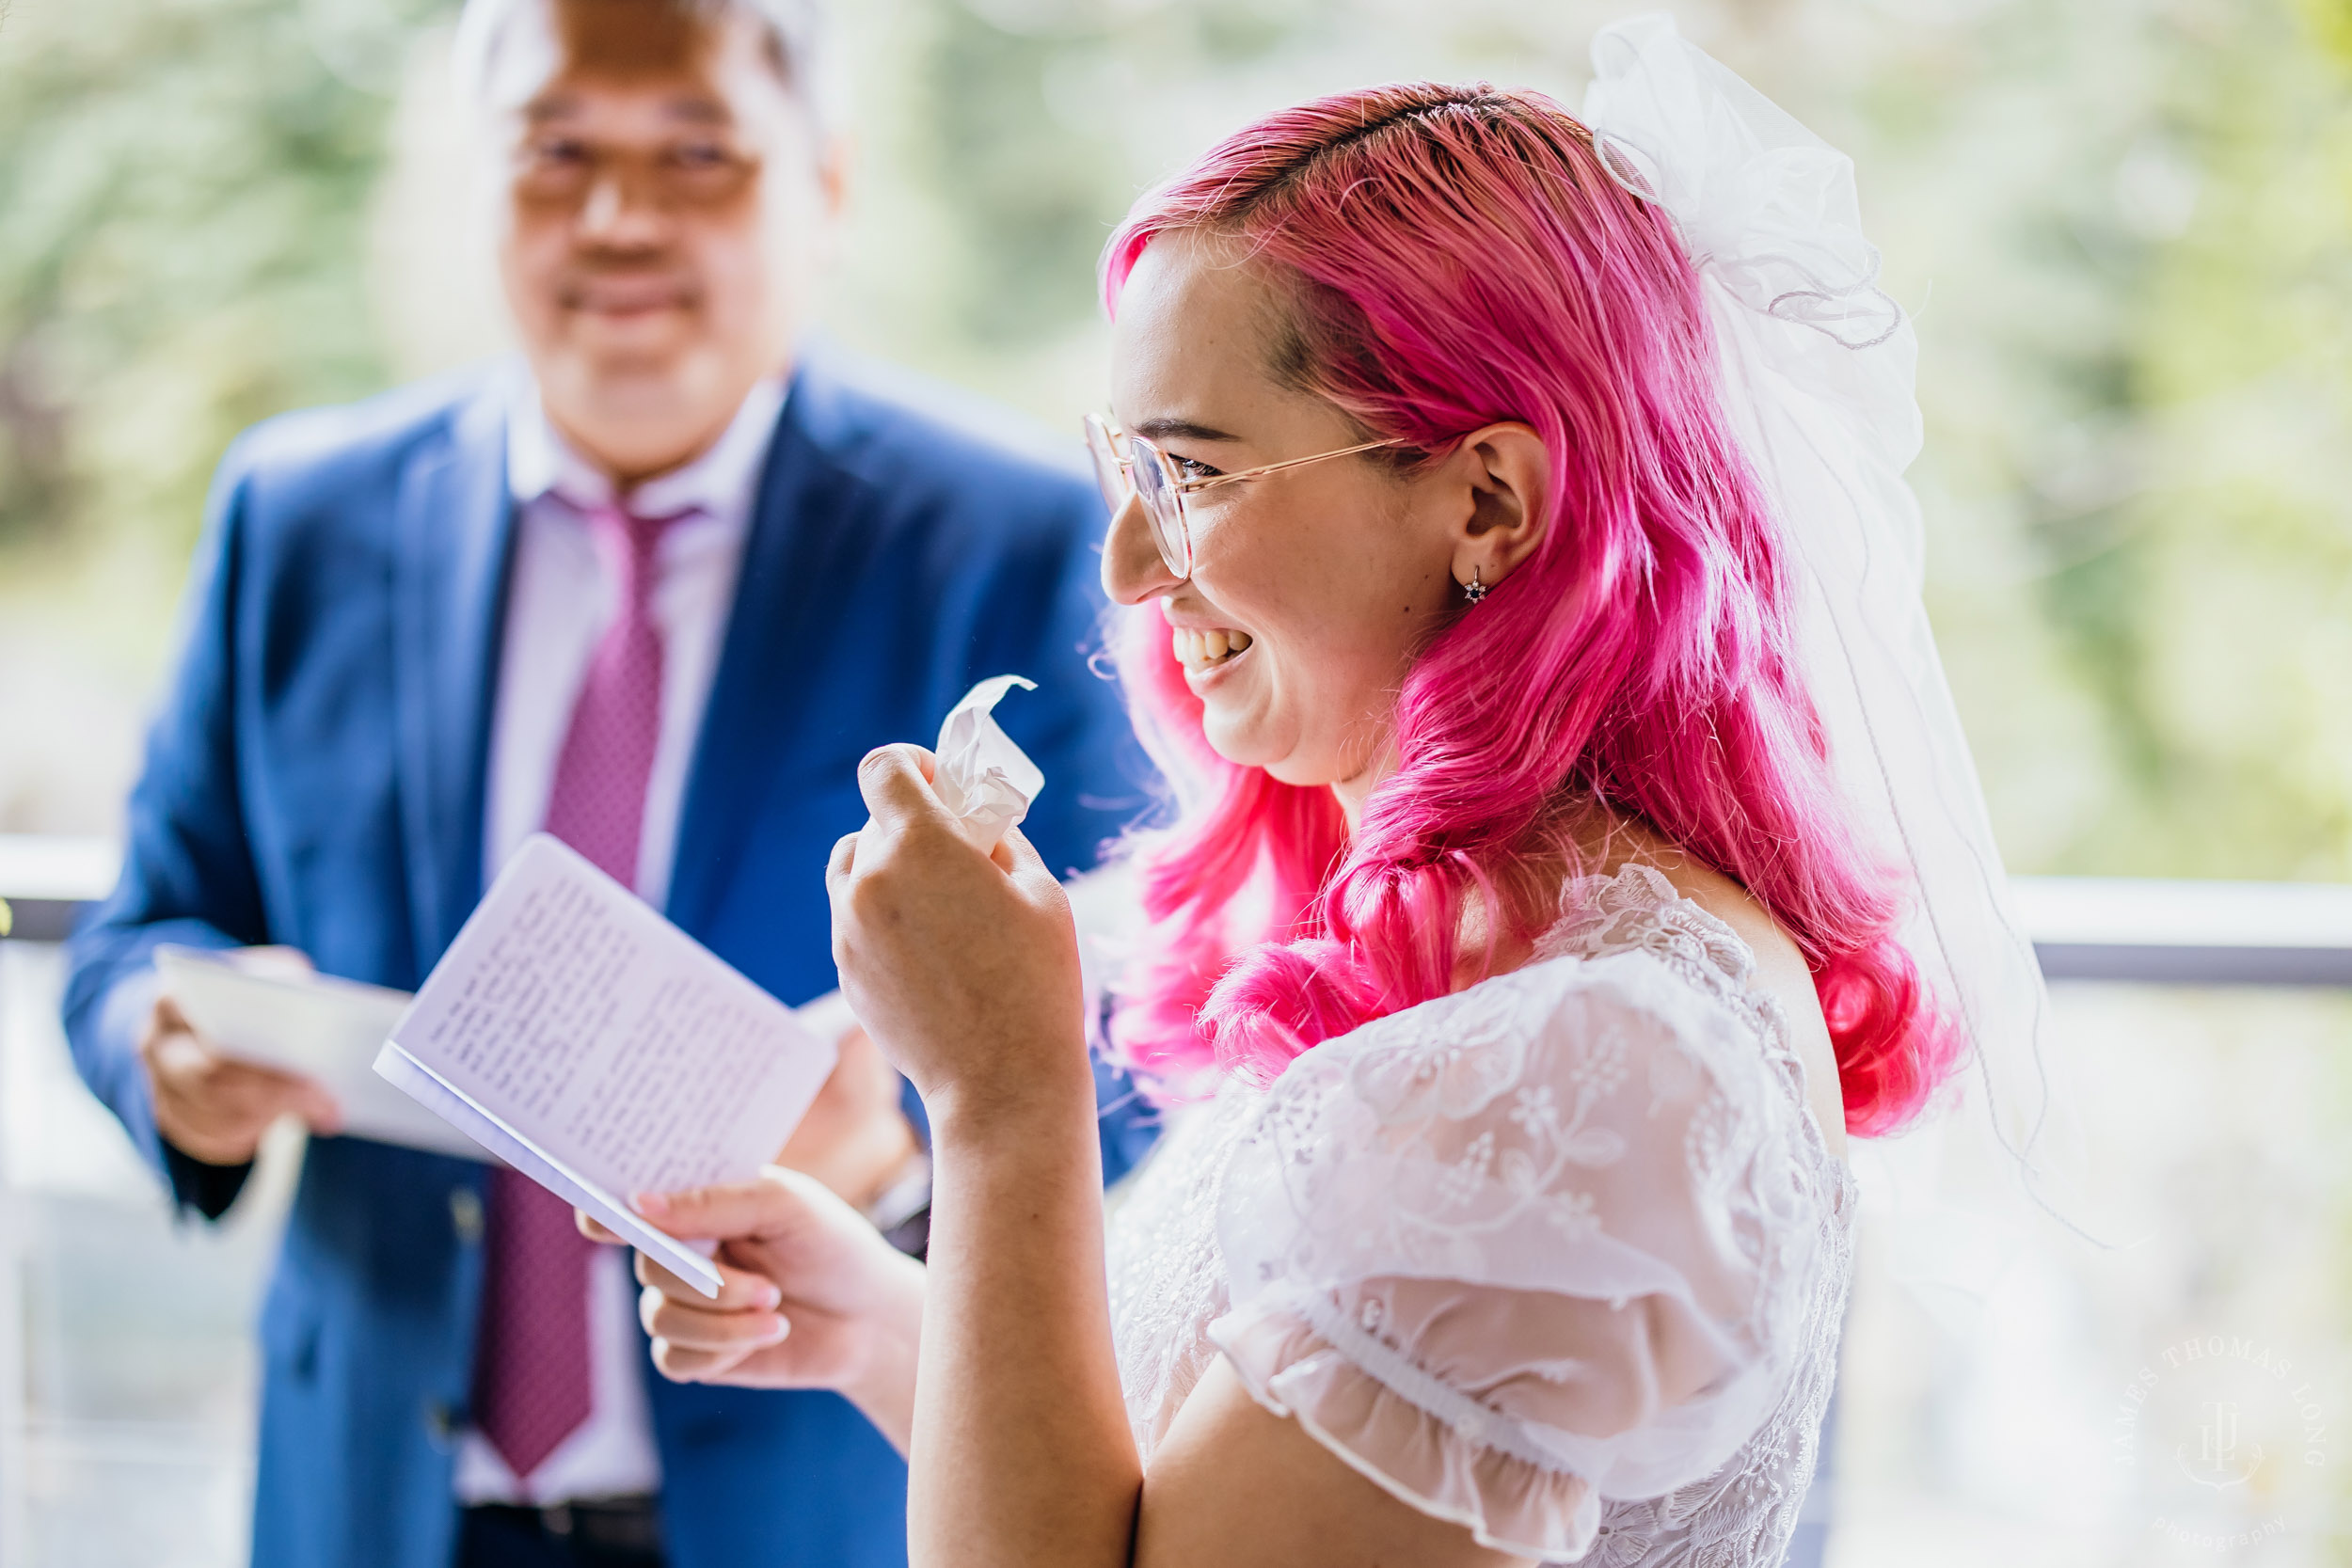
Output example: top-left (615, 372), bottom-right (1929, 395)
top-left (1537, 863), bottom-right (1851, 1206)
top-left (1537, 863), bottom-right (1772, 1036)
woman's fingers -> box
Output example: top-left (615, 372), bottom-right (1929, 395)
top-left (990, 823), bottom-right (1068, 906)
top-left (853, 744), bottom-right (951, 838)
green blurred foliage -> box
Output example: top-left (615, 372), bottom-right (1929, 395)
top-left (4, 0), bottom-right (2351, 882)
top-left (2016, 0), bottom-right (2352, 877)
top-left (902, 4), bottom-right (1122, 348)
top-left (0, 0), bottom-right (426, 561)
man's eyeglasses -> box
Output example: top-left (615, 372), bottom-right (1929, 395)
top-left (1082, 414), bottom-right (1403, 580)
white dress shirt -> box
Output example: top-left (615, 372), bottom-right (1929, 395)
top-left (454, 375), bottom-right (785, 1507)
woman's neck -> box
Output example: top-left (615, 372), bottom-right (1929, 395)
top-left (1329, 777), bottom-right (1369, 833)
top-left (1438, 798), bottom-right (1679, 992)
top-left (1327, 740), bottom-right (1396, 832)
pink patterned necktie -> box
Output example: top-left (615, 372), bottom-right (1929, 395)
top-left (473, 497), bottom-right (694, 1482)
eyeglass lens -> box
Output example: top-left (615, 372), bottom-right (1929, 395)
top-left (1128, 440), bottom-right (1191, 578)
top-left (1083, 417), bottom-right (1192, 579)
top-left (1082, 416), bottom-right (1126, 515)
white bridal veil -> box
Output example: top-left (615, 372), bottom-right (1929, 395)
top-left (1580, 16), bottom-right (2091, 1259)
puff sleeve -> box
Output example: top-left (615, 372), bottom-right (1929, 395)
top-left (1207, 949), bottom-right (1837, 1560)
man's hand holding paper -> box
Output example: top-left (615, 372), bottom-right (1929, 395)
top-left (154, 943), bottom-right (494, 1160)
top-left (141, 987), bottom-right (343, 1166)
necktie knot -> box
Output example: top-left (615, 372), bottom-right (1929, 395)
top-left (581, 499), bottom-right (699, 600)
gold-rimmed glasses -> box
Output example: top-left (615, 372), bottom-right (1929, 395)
top-left (1082, 414), bottom-right (1404, 580)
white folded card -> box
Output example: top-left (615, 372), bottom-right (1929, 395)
top-left (154, 945), bottom-right (488, 1162)
top-left (374, 833), bottom-right (840, 1298)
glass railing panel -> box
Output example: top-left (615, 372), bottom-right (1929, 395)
top-left (1833, 982), bottom-right (2352, 1568)
top-left (1, 941), bottom-right (295, 1568)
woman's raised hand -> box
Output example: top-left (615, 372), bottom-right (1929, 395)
top-left (593, 1167), bottom-right (926, 1452)
top-left (825, 744), bottom-right (1090, 1117)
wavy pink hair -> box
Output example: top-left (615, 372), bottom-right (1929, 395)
top-left (1101, 84), bottom-right (1959, 1136)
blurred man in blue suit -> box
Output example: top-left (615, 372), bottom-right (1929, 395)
top-left (60, 2), bottom-right (1156, 1565)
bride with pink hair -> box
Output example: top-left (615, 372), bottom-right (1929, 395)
top-left (610, 19), bottom-right (2044, 1567)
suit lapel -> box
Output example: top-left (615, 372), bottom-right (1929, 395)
top-left (667, 356), bottom-right (866, 935)
top-left (391, 379), bottom-right (516, 971)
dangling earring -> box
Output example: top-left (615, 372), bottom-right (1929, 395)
top-left (1462, 565), bottom-right (1488, 605)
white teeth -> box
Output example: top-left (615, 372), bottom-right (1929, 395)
top-left (1171, 626), bottom-right (1250, 672)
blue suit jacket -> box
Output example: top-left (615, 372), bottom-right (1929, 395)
top-left (62, 354), bottom-right (1162, 1568)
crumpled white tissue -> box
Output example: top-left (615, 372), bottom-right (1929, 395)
top-left (931, 675), bottom-right (1044, 852)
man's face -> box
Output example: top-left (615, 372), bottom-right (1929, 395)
top-left (492, 0), bottom-right (836, 476)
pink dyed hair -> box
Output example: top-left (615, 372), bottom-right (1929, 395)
top-left (1101, 83), bottom-right (1960, 1136)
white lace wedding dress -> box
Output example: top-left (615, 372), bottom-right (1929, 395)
top-left (1104, 864), bottom-right (1856, 1565)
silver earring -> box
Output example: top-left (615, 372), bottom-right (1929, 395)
top-left (1462, 565), bottom-right (1488, 605)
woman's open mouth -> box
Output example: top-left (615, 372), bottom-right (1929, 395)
top-left (1172, 626), bottom-right (1253, 674)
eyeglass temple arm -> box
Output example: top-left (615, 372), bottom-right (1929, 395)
top-left (1176, 437), bottom-right (1405, 495)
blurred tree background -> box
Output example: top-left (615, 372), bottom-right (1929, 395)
top-left (2, 0), bottom-right (2350, 886)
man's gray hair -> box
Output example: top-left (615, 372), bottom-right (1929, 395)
top-left (452, 0), bottom-right (837, 132)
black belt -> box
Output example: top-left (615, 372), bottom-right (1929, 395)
top-left (469, 1495), bottom-right (664, 1557)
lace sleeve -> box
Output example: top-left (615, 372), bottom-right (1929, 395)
top-left (1207, 949), bottom-right (1829, 1561)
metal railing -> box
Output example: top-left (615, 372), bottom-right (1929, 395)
top-left (14, 833), bottom-right (2352, 985)
top-left (0, 837), bottom-right (120, 945)
top-left (2015, 875), bottom-right (2352, 986)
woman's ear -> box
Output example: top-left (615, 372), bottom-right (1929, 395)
top-left (1443, 422), bottom-right (1551, 595)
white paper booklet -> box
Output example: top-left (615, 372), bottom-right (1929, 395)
top-left (155, 946), bottom-right (488, 1162)
top-left (374, 833), bottom-right (840, 1297)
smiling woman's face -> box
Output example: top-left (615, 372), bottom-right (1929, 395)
top-left (1101, 236), bottom-right (1481, 800)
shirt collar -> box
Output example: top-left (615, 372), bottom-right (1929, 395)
top-left (506, 376), bottom-right (787, 524)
